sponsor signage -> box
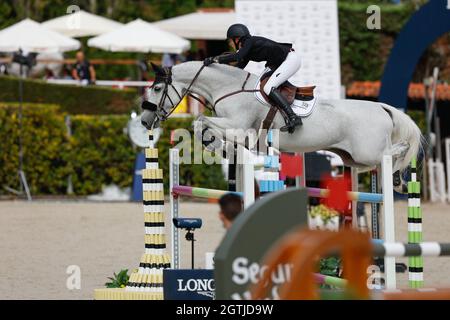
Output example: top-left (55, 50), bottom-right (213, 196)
top-left (214, 188), bottom-right (308, 299)
top-left (164, 269), bottom-right (215, 300)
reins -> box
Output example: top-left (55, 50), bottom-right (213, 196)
top-left (156, 65), bottom-right (206, 121)
top-left (213, 73), bottom-right (259, 107)
top-left (154, 65), bottom-right (259, 120)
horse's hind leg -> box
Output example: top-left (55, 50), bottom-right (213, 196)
top-left (389, 142), bottom-right (410, 193)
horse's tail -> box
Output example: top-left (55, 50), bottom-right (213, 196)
top-left (382, 103), bottom-right (423, 171)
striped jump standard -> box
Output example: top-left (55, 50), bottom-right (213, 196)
top-left (408, 158), bottom-right (423, 288)
top-left (94, 130), bottom-right (171, 300)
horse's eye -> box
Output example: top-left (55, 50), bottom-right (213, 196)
top-left (154, 86), bottom-right (161, 92)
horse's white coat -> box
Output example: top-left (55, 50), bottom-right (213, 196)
top-left (141, 61), bottom-right (421, 180)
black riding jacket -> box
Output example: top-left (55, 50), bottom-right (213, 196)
top-left (217, 35), bottom-right (292, 70)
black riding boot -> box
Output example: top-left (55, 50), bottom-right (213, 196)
top-left (268, 88), bottom-right (303, 133)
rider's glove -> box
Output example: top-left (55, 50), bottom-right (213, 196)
top-left (203, 56), bottom-right (217, 66)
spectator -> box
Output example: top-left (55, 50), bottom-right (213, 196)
top-left (162, 53), bottom-right (175, 67)
top-left (44, 68), bottom-right (55, 80)
top-left (218, 193), bottom-right (243, 230)
top-left (72, 51), bottom-right (96, 84)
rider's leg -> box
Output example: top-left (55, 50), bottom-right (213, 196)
top-left (263, 51), bottom-right (303, 133)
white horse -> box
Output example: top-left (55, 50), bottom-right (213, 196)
top-left (140, 61), bottom-right (422, 189)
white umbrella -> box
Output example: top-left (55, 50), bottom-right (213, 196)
top-left (0, 18), bottom-right (80, 53)
top-left (88, 18), bottom-right (190, 54)
top-left (154, 10), bottom-right (236, 40)
top-left (42, 10), bottom-right (123, 38)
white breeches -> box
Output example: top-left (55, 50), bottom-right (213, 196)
top-left (263, 51), bottom-right (302, 95)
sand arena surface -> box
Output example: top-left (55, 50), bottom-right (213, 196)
top-left (0, 199), bottom-right (449, 299)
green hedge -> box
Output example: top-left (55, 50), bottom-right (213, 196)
top-left (0, 76), bottom-right (138, 115)
top-left (0, 103), bottom-right (226, 196)
top-left (0, 103), bottom-right (425, 197)
top-left (0, 103), bottom-right (70, 194)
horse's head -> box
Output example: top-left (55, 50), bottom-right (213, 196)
top-left (141, 62), bottom-right (184, 129)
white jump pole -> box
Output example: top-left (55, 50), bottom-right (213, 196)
top-left (169, 146), bottom-right (255, 269)
top-left (381, 154), bottom-right (396, 289)
top-left (446, 138), bottom-right (450, 202)
top-left (351, 167), bottom-right (359, 229)
top-left (169, 148), bottom-right (180, 269)
top-left (238, 146), bottom-right (255, 209)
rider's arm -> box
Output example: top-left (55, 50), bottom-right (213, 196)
top-left (216, 37), bottom-right (253, 65)
top-left (236, 59), bottom-right (250, 69)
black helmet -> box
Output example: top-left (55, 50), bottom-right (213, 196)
top-left (226, 23), bottom-right (250, 40)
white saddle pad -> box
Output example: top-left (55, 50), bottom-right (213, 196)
top-left (254, 74), bottom-right (317, 118)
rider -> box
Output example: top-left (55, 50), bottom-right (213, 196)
top-left (203, 23), bottom-right (303, 133)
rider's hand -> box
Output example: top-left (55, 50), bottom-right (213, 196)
top-left (203, 57), bottom-right (216, 66)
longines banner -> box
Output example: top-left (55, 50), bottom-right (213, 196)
top-left (164, 269), bottom-right (215, 300)
top-left (235, 0), bottom-right (342, 99)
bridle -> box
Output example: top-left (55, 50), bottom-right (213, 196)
top-left (144, 63), bottom-right (259, 122)
top-left (145, 65), bottom-right (207, 122)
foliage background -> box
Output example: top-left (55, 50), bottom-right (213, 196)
top-left (0, 103), bottom-right (226, 196)
top-left (1, 0), bottom-right (448, 83)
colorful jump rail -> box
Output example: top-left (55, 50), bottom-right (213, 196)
top-left (307, 187), bottom-right (383, 204)
top-left (172, 185), bottom-right (242, 200)
top-left (173, 185), bottom-right (384, 204)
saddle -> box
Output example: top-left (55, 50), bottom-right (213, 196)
top-left (259, 70), bottom-right (316, 105)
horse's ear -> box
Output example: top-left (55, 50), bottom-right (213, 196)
top-left (150, 62), bottom-right (165, 76)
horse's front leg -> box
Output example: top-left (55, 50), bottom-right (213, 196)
top-left (198, 115), bottom-right (255, 146)
top-left (193, 115), bottom-right (230, 152)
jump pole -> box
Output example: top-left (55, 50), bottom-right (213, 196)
top-left (169, 148), bottom-right (181, 269)
top-left (238, 146), bottom-right (255, 209)
top-left (446, 138), bottom-right (450, 202)
top-left (408, 158), bottom-right (423, 288)
top-left (169, 147), bottom-right (255, 269)
top-left (381, 154), bottom-right (396, 289)
top-left (351, 167), bottom-right (359, 229)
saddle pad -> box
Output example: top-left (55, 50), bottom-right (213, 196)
top-left (254, 71), bottom-right (317, 118)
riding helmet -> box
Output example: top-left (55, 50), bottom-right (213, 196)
top-left (226, 23), bottom-right (251, 39)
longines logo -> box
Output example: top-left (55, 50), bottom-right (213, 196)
top-left (177, 278), bottom-right (215, 298)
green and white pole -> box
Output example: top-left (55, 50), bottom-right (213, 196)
top-left (408, 158), bottom-right (423, 288)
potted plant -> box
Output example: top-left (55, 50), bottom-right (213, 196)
top-left (308, 205), bottom-right (340, 231)
top-left (105, 269), bottom-right (130, 288)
